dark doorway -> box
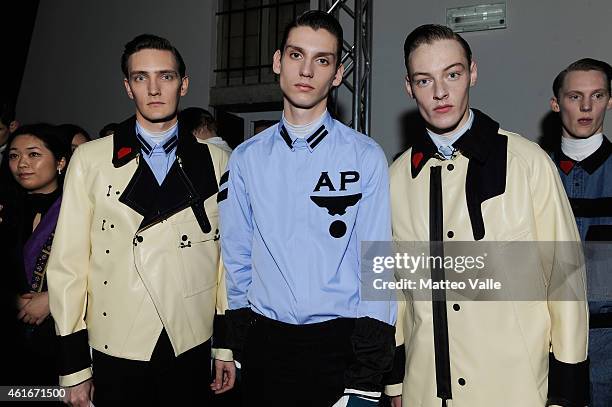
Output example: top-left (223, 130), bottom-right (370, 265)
top-left (216, 110), bottom-right (245, 150)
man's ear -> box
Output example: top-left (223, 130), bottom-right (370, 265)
top-left (9, 120), bottom-right (19, 133)
top-left (123, 78), bottom-right (134, 100)
top-left (405, 76), bottom-right (414, 99)
top-left (273, 50), bottom-right (282, 75)
top-left (180, 76), bottom-right (189, 96)
top-left (332, 63), bottom-right (344, 87)
top-left (607, 95), bottom-right (612, 111)
top-left (550, 97), bottom-right (561, 113)
top-left (469, 60), bottom-right (478, 87)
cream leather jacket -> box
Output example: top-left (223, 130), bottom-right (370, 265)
top-left (47, 117), bottom-right (230, 387)
top-left (387, 110), bottom-right (589, 407)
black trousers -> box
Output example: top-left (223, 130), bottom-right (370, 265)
top-left (92, 329), bottom-right (212, 407)
top-left (242, 314), bottom-right (355, 407)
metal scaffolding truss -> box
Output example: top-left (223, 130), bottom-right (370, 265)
top-left (319, 0), bottom-right (373, 135)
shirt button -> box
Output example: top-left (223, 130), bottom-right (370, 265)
top-left (104, 281), bottom-right (108, 285)
top-left (182, 235), bottom-right (188, 241)
top-left (447, 164), bottom-right (454, 171)
top-left (453, 304), bottom-right (460, 311)
top-left (103, 312), bottom-right (107, 316)
top-left (458, 378), bottom-right (466, 386)
top-left (447, 231), bottom-right (454, 238)
top-left (137, 236), bottom-right (144, 242)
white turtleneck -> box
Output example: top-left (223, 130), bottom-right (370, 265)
top-left (561, 133), bottom-right (604, 162)
top-left (283, 111), bottom-right (327, 139)
top-left (136, 120), bottom-right (178, 144)
top-left (427, 109), bottom-right (474, 159)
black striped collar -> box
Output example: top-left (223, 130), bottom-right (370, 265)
top-left (278, 113), bottom-right (333, 152)
top-left (136, 132), bottom-right (179, 156)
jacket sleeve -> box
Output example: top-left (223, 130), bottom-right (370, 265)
top-left (531, 151), bottom-right (589, 407)
top-left (344, 143), bottom-right (396, 398)
top-left (218, 150), bottom-right (253, 357)
top-left (47, 147), bottom-right (93, 387)
top-left (384, 293), bottom-right (407, 397)
top-left (211, 148), bottom-right (233, 362)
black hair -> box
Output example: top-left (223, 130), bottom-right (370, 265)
top-left (121, 33), bottom-right (186, 78)
top-left (57, 123), bottom-right (92, 144)
top-left (279, 10), bottom-right (343, 67)
top-left (0, 100), bottom-right (15, 127)
top-left (179, 107), bottom-right (217, 136)
top-left (99, 122), bottom-right (118, 138)
top-left (552, 58), bottom-right (612, 99)
top-left (403, 24), bottom-right (472, 73)
top-left (7, 123), bottom-right (71, 188)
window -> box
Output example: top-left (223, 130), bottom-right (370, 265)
top-left (215, 0), bottom-right (310, 86)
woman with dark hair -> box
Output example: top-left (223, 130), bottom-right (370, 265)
top-left (56, 123), bottom-right (91, 153)
top-left (0, 123), bottom-right (69, 388)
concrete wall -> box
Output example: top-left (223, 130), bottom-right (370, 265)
top-left (371, 0), bottom-right (612, 159)
top-left (17, 0), bottom-right (216, 137)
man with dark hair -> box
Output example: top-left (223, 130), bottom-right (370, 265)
top-left (387, 24), bottom-right (589, 406)
top-left (219, 10), bottom-right (395, 407)
top-left (47, 33), bottom-right (234, 407)
top-left (550, 58), bottom-right (612, 407)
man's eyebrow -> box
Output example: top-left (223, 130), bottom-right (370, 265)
top-left (411, 62), bottom-right (466, 78)
top-left (129, 70), bottom-right (178, 76)
top-left (564, 88), bottom-right (608, 94)
top-left (285, 45), bottom-right (335, 58)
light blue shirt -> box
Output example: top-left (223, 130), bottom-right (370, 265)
top-left (219, 112), bottom-right (395, 325)
top-left (135, 122), bottom-right (178, 185)
top-left (427, 108), bottom-right (474, 159)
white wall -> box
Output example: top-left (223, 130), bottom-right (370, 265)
top-left (17, 0), bottom-right (216, 137)
top-left (371, 0), bottom-right (612, 159)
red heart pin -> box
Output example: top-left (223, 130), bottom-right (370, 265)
top-left (559, 160), bottom-right (574, 174)
top-left (412, 152), bottom-right (424, 169)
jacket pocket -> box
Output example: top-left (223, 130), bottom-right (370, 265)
top-left (173, 220), bottom-right (220, 297)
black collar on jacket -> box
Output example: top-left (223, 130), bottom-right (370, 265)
top-left (554, 136), bottom-right (612, 175)
top-left (112, 115), bottom-right (219, 232)
top-left (409, 109), bottom-right (507, 240)
top-left (410, 109), bottom-right (500, 178)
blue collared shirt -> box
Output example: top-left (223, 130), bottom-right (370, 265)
top-left (219, 112), bottom-right (395, 325)
top-left (135, 124), bottom-right (178, 185)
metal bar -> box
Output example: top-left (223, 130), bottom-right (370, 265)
top-left (242, 3), bottom-right (247, 84)
top-left (364, 0), bottom-right (372, 134)
top-left (258, 0), bottom-right (263, 83)
top-left (339, 1), bottom-right (355, 18)
top-left (326, 0), bottom-right (343, 14)
top-left (226, 0), bottom-right (233, 86)
top-left (352, 0), bottom-right (362, 131)
top-left (214, 64), bottom-right (273, 73)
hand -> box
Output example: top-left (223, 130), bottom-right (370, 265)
top-left (210, 359), bottom-right (236, 394)
top-left (17, 292), bottom-right (50, 325)
top-left (390, 395), bottom-right (402, 407)
top-left (62, 379), bottom-right (94, 407)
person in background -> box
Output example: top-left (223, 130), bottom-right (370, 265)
top-left (56, 123), bottom-right (91, 153)
top-left (550, 57), bottom-right (612, 407)
top-left (179, 107), bottom-right (232, 153)
top-left (98, 122), bottom-right (118, 138)
top-left (0, 124), bottom-right (68, 400)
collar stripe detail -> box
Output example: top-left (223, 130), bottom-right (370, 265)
top-left (163, 135), bottom-right (179, 153)
top-left (306, 125), bottom-right (326, 143)
top-left (309, 129), bottom-right (329, 149)
top-left (136, 133), bottom-right (153, 155)
top-left (280, 126), bottom-right (293, 149)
